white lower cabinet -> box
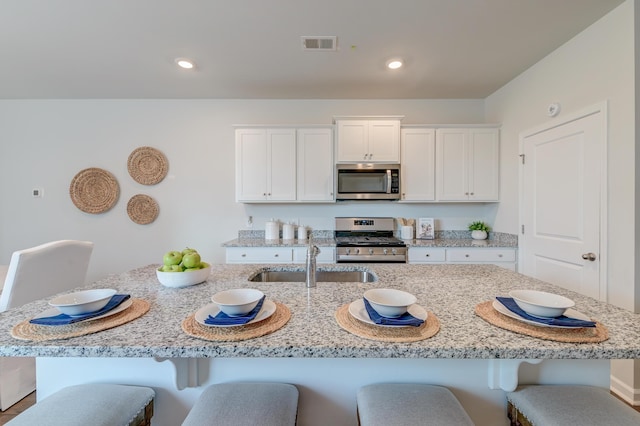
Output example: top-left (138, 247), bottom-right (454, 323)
top-left (407, 247), bottom-right (446, 263)
top-left (226, 247), bottom-right (293, 263)
top-left (408, 247), bottom-right (517, 270)
top-left (293, 247), bottom-right (336, 264)
top-left (226, 247), bottom-right (335, 264)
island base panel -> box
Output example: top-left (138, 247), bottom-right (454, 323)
top-left (36, 357), bottom-right (609, 426)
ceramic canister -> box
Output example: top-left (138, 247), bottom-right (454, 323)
top-left (298, 225), bottom-right (307, 240)
top-left (282, 223), bottom-right (295, 240)
top-left (265, 220), bottom-right (279, 240)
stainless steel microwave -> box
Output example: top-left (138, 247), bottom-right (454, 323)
top-left (336, 164), bottom-right (401, 200)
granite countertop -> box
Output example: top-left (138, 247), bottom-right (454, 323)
top-left (0, 263), bottom-right (638, 359)
top-left (222, 230), bottom-right (518, 249)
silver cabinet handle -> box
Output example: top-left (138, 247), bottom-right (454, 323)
top-left (582, 252), bottom-right (597, 261)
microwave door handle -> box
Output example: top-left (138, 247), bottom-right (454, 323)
top-left (386, 169), bottom-right (392, 194)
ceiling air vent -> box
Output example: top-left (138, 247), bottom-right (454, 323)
top-left (301, 36), bottom-right (337, 51)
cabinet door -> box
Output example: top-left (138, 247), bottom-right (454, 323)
top-left (400, 128), bottom-right (435, 201)
top-left (407, 247), bottom-right (446, 263)
top-left (235, 128), bottom-right (268, 201)
top-left (336, 120), bottom-right (368, 162)
top-left (369, 120), bottom-right (400, 162)
top-left (297, 128), bottom-right (334, 201)
top-left (436, 129), bottom-right (469, 201)
top-left (226, 247), bottom-right (293, 263)
top-left (267, 129), bottom-right (297, 201)
top-left (468, 129), bottom-right (499, 201)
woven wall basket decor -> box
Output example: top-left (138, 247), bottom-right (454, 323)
top-left (127, 146), bottom-right (168, 185)
top-left (127, 194), bottom-right (159, 224)
top-left (69, 168), bottom-right (120, 214)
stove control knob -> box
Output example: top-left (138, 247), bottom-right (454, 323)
top-left (383, 248), bottom-right (388, 255)
top-left (391, 248), bottom-right (397, 255)
top-left (345, 248), bottom-right (351, 255)
top-left (355, 248), bottom-right (360, 254)
top-left (368, 248), bottom-right (374, 255)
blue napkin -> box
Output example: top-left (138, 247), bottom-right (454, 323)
top-left (496, 297), bottom-right (596, 328)
top-left (363, 298), bottom-right (424, 327)
top-left (205, 296), bottom-right (266, 326)
top-left (30, 294), bottom-right (131, 326)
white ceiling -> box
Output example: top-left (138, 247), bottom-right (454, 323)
top-left (0, 0), bottom-right (624, 99)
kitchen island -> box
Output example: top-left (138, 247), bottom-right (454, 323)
top-left (0, 263), bottom-right (638, 425)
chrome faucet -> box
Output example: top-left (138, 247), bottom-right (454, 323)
top-left (305, 235), bottom-right (320, 288)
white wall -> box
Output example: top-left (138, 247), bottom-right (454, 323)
top-left (485, 0), bottom-right (636, 311)
top-left (0, 99), bottom-right (491, 283)
top-left (484, 0), bottom-right (638, 403)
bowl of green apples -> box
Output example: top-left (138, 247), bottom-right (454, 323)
top-left (156, 248), bottom-right (211, 288)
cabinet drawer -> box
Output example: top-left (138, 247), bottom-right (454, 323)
top-left (293, 247), bottom-right (336, 264)
top-left (446, 248), bottom-right (516, 263)
top-left (226, 247), bottom-right (293, 263)
top-left (408, 247), bottom-right (446, 263)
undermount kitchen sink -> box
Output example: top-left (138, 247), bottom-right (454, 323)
top-left (249, 270), bottom-right (377, 283)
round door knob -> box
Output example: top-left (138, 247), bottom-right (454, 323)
top-left (582, 252), bottom-right (597, 261)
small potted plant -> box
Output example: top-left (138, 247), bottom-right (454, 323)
top-left (468, 221), bottom-right (490, 240)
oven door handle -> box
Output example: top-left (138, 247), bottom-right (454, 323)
top-left (386, 169), bottom-right (392, 194)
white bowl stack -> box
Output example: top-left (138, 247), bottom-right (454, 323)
top-left (509, 289), bottom-right (575, 318)
top-left (211, 288), bottom-right (264, 316)
top-left (49, 289), bottom-right (117, 316)
top-left (363, 288), bottom-right (417, 318)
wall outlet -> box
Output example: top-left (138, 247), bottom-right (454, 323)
top-left (246, 215), bottom-right (253, 228)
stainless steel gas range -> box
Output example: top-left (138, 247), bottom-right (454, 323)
top-left (334, 217), bottom-right (407, 263)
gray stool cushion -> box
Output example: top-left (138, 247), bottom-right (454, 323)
top-left (507, 385), bottom-right (640, 426)
top-left (357, 383), bottom-right (474, 426)
top-left (182, 382), bottom-right (299, 426)
top-left (7, 383), bottom-right (155, 426)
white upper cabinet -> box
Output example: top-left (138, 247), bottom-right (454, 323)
top-left (435, 128), bottom-right (499, 201)
top-left (400, 127), bottom-right (436, 202)
top-left (336, 119), bottom-right (401, 163)
top-left (297, 128), bottom-right (334, 201)
top-left (235, 128), bottom-right (297, 202)
top-left (235, 126), bottom-right (334, 203)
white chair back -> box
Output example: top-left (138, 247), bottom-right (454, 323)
top-left (0, 240), bottom-right (94, 312)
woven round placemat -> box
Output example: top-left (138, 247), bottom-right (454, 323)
top-left (127, 146), bottom-right (168, 185)
top-left (127, 194), bottom-right (159, 224)
top-left (11, 299), bottom-right (150, 342)
top-left (181, 301), bottom-right (291, 342)
top-left (334, 304), bottom-right (440, 343)
top-left (69, 167), bottom-right (119, 214)
top-left (475, 301), bottom-right (608, 343)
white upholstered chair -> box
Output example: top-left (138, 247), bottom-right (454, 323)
top-left (0, 240), bottom-right (94, 410)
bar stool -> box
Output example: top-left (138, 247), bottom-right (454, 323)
top-left (182, 382), bottom-right (299, 426)
top-left (6, 383), bottom-right (154, 426)
top-left (506, 385), bottom-right (640, 426)
top-left (357, 383), bottom-right (475, 426)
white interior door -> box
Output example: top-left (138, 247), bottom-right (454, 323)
top-left (520, 106), bottom-right (606, 300)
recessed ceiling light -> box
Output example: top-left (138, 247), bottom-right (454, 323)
top-left (386, 59), bottom-right (403, 70)
top-left (175, 58), bottom-right (195, 69)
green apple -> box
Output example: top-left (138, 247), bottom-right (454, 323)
top-left (163, 251), bottom-right (182, 266)
top-left (170, 264), bottom-right (183, 272)
top-left (182, 252), bottom-right (201, 269)
top-left (160, 265), bottom-right (174, 272)
top-left (182, 248), bottom-right (198, 256)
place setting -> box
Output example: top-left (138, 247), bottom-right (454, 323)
top-left (475, 289), bottom-right (608, 343)
top-left (181, 288), bottom-right (291, 342)
top-left (11, 289), bottom-right (150, 342)
top-left (335, 288), bottom-right (440, 342)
